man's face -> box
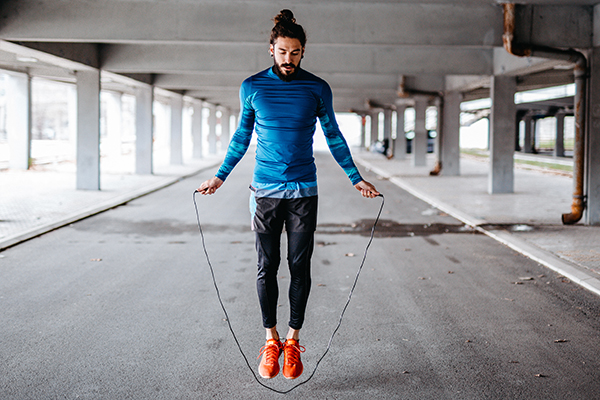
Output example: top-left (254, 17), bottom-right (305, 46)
top-left (270, 37), bottom-right (304, 82)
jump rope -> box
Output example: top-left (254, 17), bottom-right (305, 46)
top-left (192, 191), bottom-right (384, 394)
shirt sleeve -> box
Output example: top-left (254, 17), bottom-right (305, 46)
top-left (215, 80), bottom-right (255, 182)
top-left (317, 82), bottom-right (364, 186)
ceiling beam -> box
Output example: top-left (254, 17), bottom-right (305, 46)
top-left (0, 0), bottom-right (503, 47)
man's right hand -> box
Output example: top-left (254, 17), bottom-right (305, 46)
top-left (197, 176), bottom-right (224, 195)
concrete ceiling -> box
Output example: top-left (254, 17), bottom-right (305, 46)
top-left (0, 0), bottom-right (594, 112)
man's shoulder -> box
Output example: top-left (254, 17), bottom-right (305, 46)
top-left (297, 68), bottom-right (328, 86)
top-left (247, 67), bottom-right (272, 82)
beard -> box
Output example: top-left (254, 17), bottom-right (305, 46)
top-left (272, 59), bottom-right (301, 82)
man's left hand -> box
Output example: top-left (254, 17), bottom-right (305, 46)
top-left (354, 180), bottom-right (380, 198)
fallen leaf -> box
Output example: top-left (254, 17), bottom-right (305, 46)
top-left (519, 277), bottom-right (534, 281)
top-left (503, 298), bottom-right (514, 301)
top-left (418, 277), bottom-right (427, 280)
top-left (513, 281), bottom-right (524, 285)
top-left (534, 374), bottom-right (546, 378)
top-left (317, 283), bottom-right (326, 287)
top-left (554, 339), bottom-right (569, 343)
top-left (90, 258), bottom-right (102, 262)
top-left (402, 371), bottom-right (410, 374)
top-left (448, 271), bottom-right (455, 274)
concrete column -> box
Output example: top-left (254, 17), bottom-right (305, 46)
top-left (232, 113), bottom-right (239, 133)
top-left (394, 105), bottom-right (407, 160)
top-left (554, 113), bottom-right (565, 157)
top-left (191, 101), bottom-right (203, 159)
top-left (207, 103), bottom-right (217, 154)
top-left (68, 85), bottom-right (77, 161)
top-left (413, 97), bottom-right (428, 167)
top-left (441, 91), bottom-right (462, 176)
top-left (383, 108), bottom-right (392, 155)
top-left (359, 115), bottom-right (367, 149)
top-left (6, 72), bottom-right (31, 170)
top-left (220, 107), bottom-right (231, 148)
top-left (104, 91), bottom-right (123, 168)
top-left (135, 85), bottom-right (153, 174)
top-left (488, 75), bottom-right (517, 194)
top-left (369, 111), bottom-right (379, 148)
top-left (170, 94), bottom-right (183, 165)
top-left (523, 115), bottom-right (534, 153)
top-left (586, 45), bottom-right (600, 224)
top-left (75, 69), bottom-right (101, 190)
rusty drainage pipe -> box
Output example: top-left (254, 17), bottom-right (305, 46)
top-left (502, 3), bottom-right (587, 224)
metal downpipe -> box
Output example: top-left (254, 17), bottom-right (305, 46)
top-left (502, 3), bottom-right (587, 224)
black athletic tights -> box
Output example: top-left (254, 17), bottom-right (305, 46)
top-left (255, 230), bottom-right (314, 330)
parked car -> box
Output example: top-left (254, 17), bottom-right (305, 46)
top-left (405, 130), bottom-right (436, 153)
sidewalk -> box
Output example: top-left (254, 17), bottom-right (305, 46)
top-left (353, 150), bottom-right (600, 297)
top-left (0, 156), bottom-right (221, 251)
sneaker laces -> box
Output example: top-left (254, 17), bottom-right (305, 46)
top-left (258, 340), bottom-right (281, 364)
top-left (284, 341), bottom-right (306, 365)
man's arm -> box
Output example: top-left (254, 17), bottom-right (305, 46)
top-left (317, 82), bottom-right (379, 197)
top-left (197, 80), bottom-right (255, 194)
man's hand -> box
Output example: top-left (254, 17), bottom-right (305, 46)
top-left (354, 180), bottom-right (380, 198)
top-left (197, 176), bottom-right (224, 195)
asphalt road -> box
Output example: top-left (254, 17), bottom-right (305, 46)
top-left (1, 151), bottom-right (600, 400)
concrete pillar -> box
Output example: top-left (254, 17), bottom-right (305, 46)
top-left (369, 111), bottom-right (379, 148)
top-left (220, 107), bottom-right (231, 148)
top-left (75, 69), bottom-right (101, 190)
top-left (586, 45), bottom-right (600, 224)
top-left (207, 103), bottom-right (217, 154)
top-left (135, 85), bottom-right (153, 174)
top-left (441, 91), bottom-right (462, 176)
top-left (232, 113), bottom-right (239, 133)
top-left (383, 108), bottom-right (392, 155)
top-left (68, 85), bottom-right (77, 161)
top-left (104, 91), bottom-right (123, 168)
top-left (488, 75), bottom-right (517, 194)
top-left (170, 94), bottom-right (183, 165)
top-left (6, 72), bottom-right (31, 170)
top-left (523, 114), bottom-right (534, 153)
top-left (359, 115), bottom-right (367, 149)
top-left (413, 97), bottom-right (428, 167)
top-left (191, 101), bottom-right (203, 159)
top-left (554, 113), bottom-right (566, 157)
top-left (394, 105), bottom-right (407, 160)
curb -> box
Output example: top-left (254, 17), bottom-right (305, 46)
top-left (0, 162), bottom-right (220, 251)
top-left (355, 157), bottom-right (600, 298)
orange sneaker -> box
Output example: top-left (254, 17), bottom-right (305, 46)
top-left (282, 339), bottom-right (306, 380)
top-left (258, 339), bottom-right (283, 379)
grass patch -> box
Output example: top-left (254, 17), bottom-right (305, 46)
top-left (460, 149), bottom-right (573, 172)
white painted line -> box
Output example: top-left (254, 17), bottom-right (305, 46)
top-left (356, 156), bottom-right (600, 298)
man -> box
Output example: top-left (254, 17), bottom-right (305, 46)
top-left (197, 9), bottom-right (379, 380)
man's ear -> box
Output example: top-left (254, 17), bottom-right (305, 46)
top-left (269, 44), bottom-right (274, 57)
top-left (301, 47), bottom-right (305, 59)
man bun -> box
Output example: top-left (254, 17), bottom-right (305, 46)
top-left (269, 9), bottom-right (306, 47)
top-left (273, 9), bottom-right (296, 25)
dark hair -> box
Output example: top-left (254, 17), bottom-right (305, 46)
top-left (270, 9), bottom-right (306, 47)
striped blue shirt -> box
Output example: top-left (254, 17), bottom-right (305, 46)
top-left (216, 66), bottom-right (363, 198)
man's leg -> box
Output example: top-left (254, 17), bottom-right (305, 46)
top-left (255, 231), bottom-right (282, 333)
top-left (254, 195), bottom-right (285, 379)
top-left (286, 230), bottom-right (314, 333)
top-left (281, 195), bottom-right (317, 380)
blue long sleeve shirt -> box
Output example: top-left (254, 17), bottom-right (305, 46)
top-left (215, 67), bottom-right (363, 197)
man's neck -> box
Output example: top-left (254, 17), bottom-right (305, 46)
top-left (272, 65), bottom-right (300, 82)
